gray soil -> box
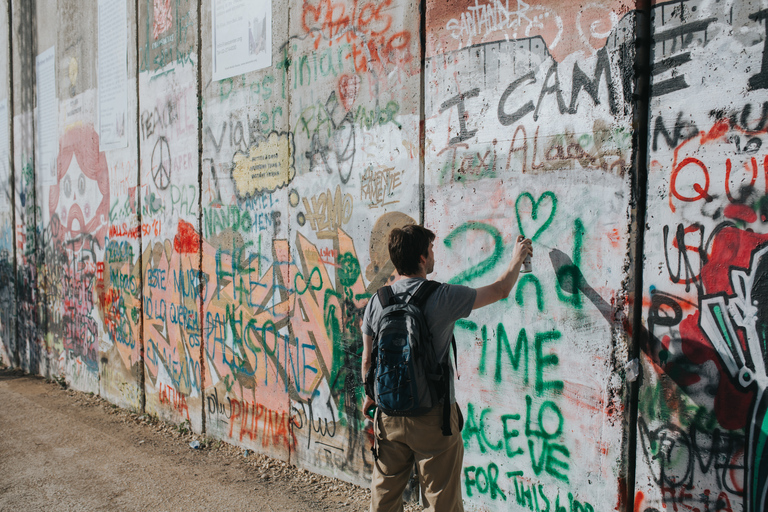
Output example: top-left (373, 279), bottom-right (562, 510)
top-left (0, 366), bottom-right (422, 512)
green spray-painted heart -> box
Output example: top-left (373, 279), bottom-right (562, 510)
top-left (515, 191), bottom-right (557, 241)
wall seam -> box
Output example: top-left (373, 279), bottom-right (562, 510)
top-left (418, 0), bottom-right (426, 226)
top-left (135, 0), bottom-right (145, 415)
top-left (286, 0), bottom-right (293, 467)
top-left (7, 0), bottom-right (17, 369)
top-left (196, 0), bottom-right (205, 435)
top-left (627, 1), bottom-right (653, 510)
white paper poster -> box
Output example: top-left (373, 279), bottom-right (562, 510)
top-left (212, 0), bottom-right (272, 81)
top-left (99, 0), bottom-right (129, 150)
top-left (36, 46), bottom-right (58, 186)
top-left (0, 99), bottom-right (9, 213)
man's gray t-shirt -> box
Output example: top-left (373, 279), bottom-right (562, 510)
top-left (362, 278), bottom-right (476, 404)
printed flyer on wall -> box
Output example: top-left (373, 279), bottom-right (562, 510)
top-left (212, 0), bottom-right (272, 81)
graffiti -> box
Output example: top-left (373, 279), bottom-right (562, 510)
top-left (109, 220), bottom-right (161, 240)
top-left (434, 0), bottom-right (627, 61)
top-left (140, 0), bottom-right (195, 73)
top-left (151, 137), bottom-right (172, 190)
top-left (231, 132), bottom-right (295, 199)
top-left (298, 92), bottom-right (357, 183)
top-left (516, 191), bottom-right (557, 242)
top-left (463, 397), bottom-right (570, 482)
top-left (300, 0), bottom-right (414, 73)
top-left (360, 165), bottom-right (404, 208)
top-left (158, 382), bottom-right (191, 421)
top-left (699, 243), bottom-right (768, 511)
top-left (300, 186), bottom-right (354, 238)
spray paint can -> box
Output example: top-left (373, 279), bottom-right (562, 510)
top-left (520, 254), bottom-right (532, 273)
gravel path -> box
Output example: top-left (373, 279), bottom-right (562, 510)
top-left (0, 366), bottom-right (420, 512)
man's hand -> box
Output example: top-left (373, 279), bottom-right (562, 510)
top-left (512, 235), bottom-right (533, 266)
top-left (363, 395), bottom-right (376, 418)
top-left (473, 235), bottom-right (533, 309)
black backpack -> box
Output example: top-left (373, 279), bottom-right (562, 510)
top-left (365, 280), bottom-right (456, 436)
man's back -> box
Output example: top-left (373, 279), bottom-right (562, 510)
top-left (362, 277), bottom-right (476, 405)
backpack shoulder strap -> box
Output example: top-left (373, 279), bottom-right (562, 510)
top-left (377, 285), bottom-right (395, 307)
top-left (408, 280), bottom-right (441, 308)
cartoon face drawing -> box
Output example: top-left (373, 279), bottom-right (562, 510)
top-left (58, 152), bottom-right (104, 232)
top-left (51, 124), bottom-right (110, 241)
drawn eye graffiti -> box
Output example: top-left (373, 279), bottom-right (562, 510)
top-left (62, 175), bottom-right (72, 198)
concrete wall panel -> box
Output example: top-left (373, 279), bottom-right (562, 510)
top-left (425, 1), bottom-right (637, 510)
top-left (199, 0), bottom-right (293, 463)
top-left (99, 0), bottom-right (142, 411)
top-left (0, 0), bottom-right (13, 367)
top-left (138, 0), bottom-right (201, 431)
top-left (638, 1), bottom-right (768, 511)
top-left (286, 0), bottom-right (422, 483)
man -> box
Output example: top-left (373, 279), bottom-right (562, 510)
top-left (361, 224), bottom-right (532, 512)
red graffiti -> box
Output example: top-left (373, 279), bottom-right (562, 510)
top-left (173, 220), bottom-right (200, 254)
top-left (674, 227), bottom-right (768, 430)
top-left (668, 120), bottom-right (768, 213)
top-left (633, 490), bottom-right (644, 512)
top-left (109, 220), bottom-right (161, 239)
top-left (301, 0), bottom-right (413, 73)
top-left (338, 73), bottom-right (361, 111)
top-left (228, 399), bottom-right (297, 449)
top-left (158, 383), bottom-right (191, 422)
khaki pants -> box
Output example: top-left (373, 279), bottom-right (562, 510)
top-left (370, 403), bottom-right (464, 512)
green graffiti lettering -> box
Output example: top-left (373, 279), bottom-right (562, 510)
top-left (555, 218), bottom-right (585, 308)
top-left (501, 413), bottom-right (524, 458)
top-left (295, 266), bottom-right (323, 295)
top-left (496, 325), bottom-right (529, 384)
top-left (464, 466), bottom-right (477, 497)
top-left (444, 222), bottom-right (504, 285)
top-left (516, 273), bottom-right (544, 311)
top-left (535, 331), bottom-right (563, 395)
top-left (515, 191), bottom-right (557, 241)
top-left (463, 403), bottom-right (491, 453)
top-left (337, 253), bottom-right (361, 287)
top-left (487, 463), bottom-right (506, 501)
top-left (546, 444), bottom-right (570, 482)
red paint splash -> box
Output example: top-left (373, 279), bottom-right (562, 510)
top-left (675, 227), bottom-right (768, 430)
top-left (633, 491), bottom-right (644, 512)
top-left (723, 203), bottom-right (757, 223)
top-left (174, 220), bottom-right (200, 254)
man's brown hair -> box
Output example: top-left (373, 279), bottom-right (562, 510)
top-left (388, 224), bottom-right (435, 276)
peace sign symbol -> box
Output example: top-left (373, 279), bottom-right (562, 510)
top-left (151, 136), bottom-right (172, 190)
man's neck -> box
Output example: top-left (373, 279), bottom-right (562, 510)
top-left (399, 271), bottom-right (427, 280)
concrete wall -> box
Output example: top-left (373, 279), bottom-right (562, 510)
top-left (0, 0), bottom-right (762, 510)
top-left (638, 1), bottom-right (768, 511)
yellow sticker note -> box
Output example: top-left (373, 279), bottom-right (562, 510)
top-left (232, 131), bottom-right (295, 198)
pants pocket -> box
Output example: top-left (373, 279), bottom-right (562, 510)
top-left (456, 403), bottom-right (464, 432)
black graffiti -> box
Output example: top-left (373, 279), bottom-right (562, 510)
top-left (292, 395), bottom-right (338, 449)
top-left (205, 113), bottom-right (269, 155)
top-left (440, 88), bottom-right (480, 144)
top-left (140, 98), bottom-right (179, 140)
top-left (749, 9), bottom-right (768, 91)
top-left (652, 112), bottom-right (699, 151)
top-left (496, 46), bottom-right (618, 125)
top-left (651, 18), bottom-right (716, 97)
top-left (151, 136), bottom-right (172, 190)
top-left (638, 416), bottom-right (744, 499)
top-left (207, 387), bottom-right (233, 419)
top-left (303, 92), bottom-right (356, 184)
top-left (662, 222), bottom-right (739, 295)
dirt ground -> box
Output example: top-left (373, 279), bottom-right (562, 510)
top-left (0, 366), bottom-right (421, 511)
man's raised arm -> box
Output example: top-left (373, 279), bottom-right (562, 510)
top-left (473, 235), bottom-right (532, 310)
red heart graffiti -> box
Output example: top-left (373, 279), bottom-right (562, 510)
top-left (338, 74), bottom-right (360, 112)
